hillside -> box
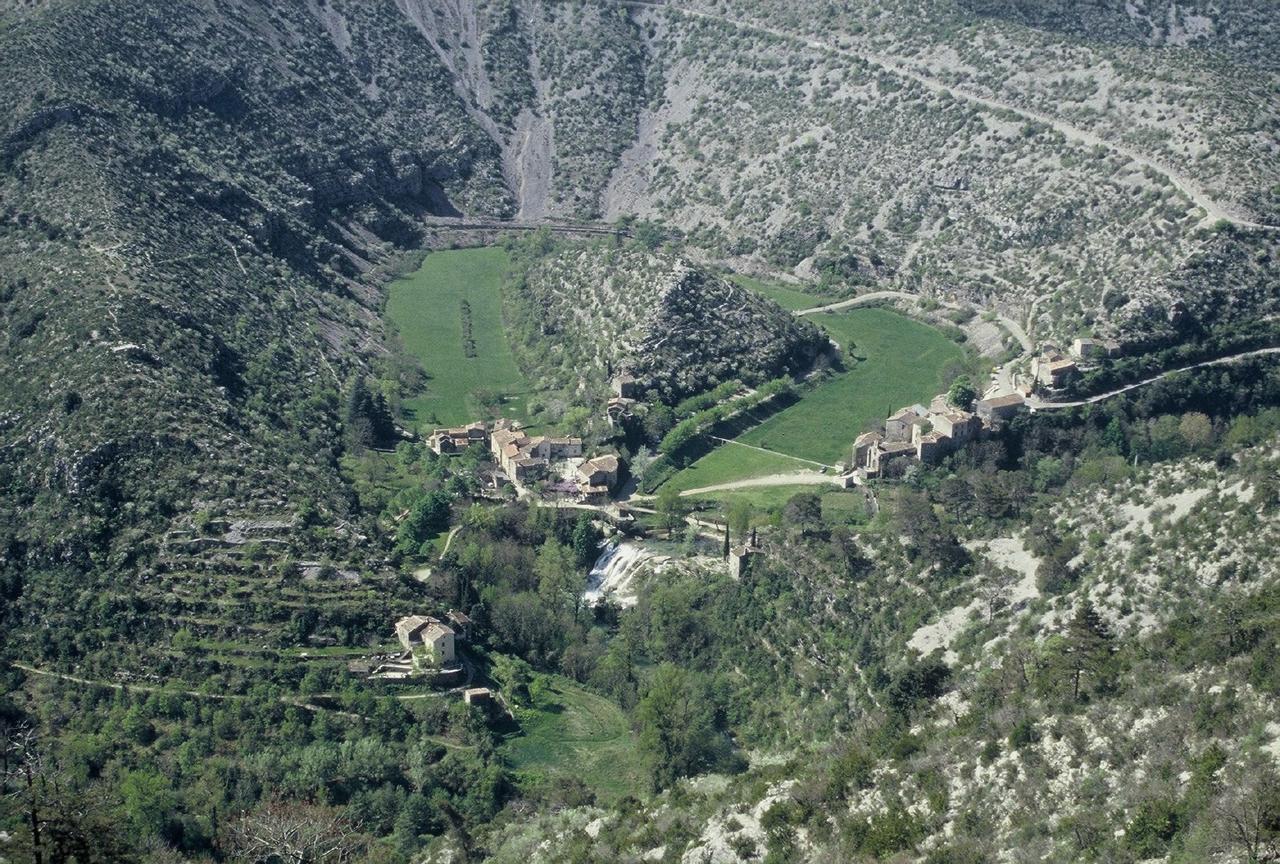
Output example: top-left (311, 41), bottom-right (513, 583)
top-left (504, 242), bottom-right (828, 403)
top-left (473, 370), bottom-right (1280, 864)
top-left (1, 1), bottom-right (1279, 863)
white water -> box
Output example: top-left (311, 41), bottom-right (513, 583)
top-left (583, 542), bottom-right (661, 608)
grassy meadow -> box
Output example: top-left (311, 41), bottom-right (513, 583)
top-left (664, 307), bottom-right (963, 495)
top-left (386, 247), bottom-right (533, 428)
top-left (731, 274), bottom-right (839, 311)
top-left (501, 674), bottom-right (647, 803)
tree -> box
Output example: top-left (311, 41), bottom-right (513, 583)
top-left (635, 664), bottom-right (722, 790)
top-left (1210, 761), bottom-right (1280, 863)
top-left (783, 492), bottom-right (823, 532)
top-left (345, 377), bottom-right (395, 450)
top-left (1179, 411), bottom-right (1214, 450)
top-left (120, 770), bottom-right (176, 838)
top-left (947, 376), bottom-right (977, 411)
top-left (395, 490), bottom-right (453, 556)
top-left (643, 403), bottom-right (676, 445)
top-left (225, 801), bottom-right (365, 864)
top-left (1051, 601), bottom-right (1115, 701)
top-left (570, 513), bottom-right (601, 567)
top-left (655, 485), bottom-right (689, 534)
top-left (535, 539), bottom-right (580, 622)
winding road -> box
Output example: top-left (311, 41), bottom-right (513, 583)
top-left (795, 290), bottom-right (1033, 353)
top-left (651, 3), bottom-right (1277, 233)
top-left (1028, 346), bottom-right (1280, 410)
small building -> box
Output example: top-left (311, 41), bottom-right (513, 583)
top-left (394, 615), bottom-right (456, 668)
top-left (916, 431), bottom-right (950, 464)
top-left (613, 371), bottom-right (640, 399)
top-left (729, 529), bottom-right (762, 579)
top-left (463, 687), bottom-right (493, 706)
top-left (932, 410), bottom-right (980, 444)
top-left (446, 609), bottom-right (473, 641)
top-left (884, 405), bottom-right (928, 442)
top-left (1032, 355), bottom-right (1078, 389)
top-left (866, 441), bottom-right (916, 477)
top-left (576, 454), bottom-right (620, 491)
top-left (606, 396), bottom-right (637, 426)
top-left (853, 431), bottom-right (882, 467)
top-left (975, 393), bottom-right (1025, 424)
top-left (428, 422), bottom-right (487, 455)
top-left (1070, 338), bottom-right (1123, 361)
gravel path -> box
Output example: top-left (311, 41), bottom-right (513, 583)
top-left (679, 471), bottom-right (842, 497)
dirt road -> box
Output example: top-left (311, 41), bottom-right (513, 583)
top-left (654, 4), bottom-right (1276, 232)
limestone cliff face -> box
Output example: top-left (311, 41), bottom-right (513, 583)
top-left (506, 245), bottom-right (827, 403)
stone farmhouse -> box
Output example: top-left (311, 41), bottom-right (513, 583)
top-left (395, 614), bottom-right (456, 667)
top-left (427, 421), bottom-right (488, 455)
top-left (1070, 337), bottom-right (1121, 361)
top-left (490, 419), bottom-right (583, 484)
top-left (575, 454), bottom-right (620, 502)
top-left (1031, 352), bottom-right (1079, 390)
top-left (366, 613), bottom-right (462, 679)
top-left (853, 394), bottom-right (1024, 479)
top-left (612, 371), bottom-right (641, 399)
top-left (974, 393), bottom-right (1026, 424)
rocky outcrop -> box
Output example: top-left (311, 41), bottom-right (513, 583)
top-left (506, 245), bottom-right (827, 403)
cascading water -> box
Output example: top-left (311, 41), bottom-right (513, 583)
top-left (583, 542), bottom-right (662, 608)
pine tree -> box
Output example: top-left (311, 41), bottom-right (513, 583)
top-left (1061, 601), bottom-right (1115, 701)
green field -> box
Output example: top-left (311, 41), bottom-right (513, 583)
top-left (665, 307), bottom-right (963, 493)
top-left (501, 675), bottom-right (646, 803)
top-left (689, 484), bottom-right (831, 510)
top-left (662, 443), bottom-right (828, 495)
top-left (731, 274), bottom-right (839, 311)
top-left (386, 247), bottom-right (532, 428)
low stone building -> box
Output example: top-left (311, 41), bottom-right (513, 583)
top-left (1032, 354), bottom-right (1078, 389)
top-left (428, 422), bottom-right (488, 455)
top-left (729, 529), bottom-right (762, 579)
top-left (1070, 337), bottom-right (1122, 361)
top-left (395, 615), bottom-right (456, 668)
top-left (576, 454), bottom-right (620, 498)
top-left (613, 371), bottom-right (640, 399)
top-left (884, 405), bottom-right (929, 442)
top-left (975, 393), bottom-right (1025, 424)
top-left (930, 410), bottom-right (981, 445)
top-left (866, 440), bottom-right (916, 476)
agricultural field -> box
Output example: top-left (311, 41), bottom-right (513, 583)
top-left (688, 483), bottom-right (833, 511)
top-left (660, 443), bottom-right (829, 495)
top-left (500, 673), bottom-right (647, 803)
top-left (386, 247), bottom-right (534, 428)
top-left (664, 307), bottom-right (963, 494)
top-left (730, 274), bottom-right (839, 311)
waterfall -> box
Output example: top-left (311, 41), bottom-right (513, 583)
top-left (583, 542), bottom-right (659, 608)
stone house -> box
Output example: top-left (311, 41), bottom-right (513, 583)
top-left (428, 422), bottom-right (487, 455)
top-left (930, 410), bottom-right (981, 446)
top-left (975, 393), bottom-right (1025, 424)
top-left (395, 615), bottom-right (456, 667)
top-left (866, 440), bottom-right (916, 476)
top-left (729, 529), bottom-right (762, 579)
top-left (613, 371), bottom-right (640, 399)
top-left (884, 404), bottom-right (929, 442)
top-left (1032, 354), bottom-right (1078, 389)
top-left (1071, 338), bottom-right (1122, 361)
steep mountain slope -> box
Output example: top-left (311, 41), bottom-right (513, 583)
top-left (0, 0), bottom-right (511, 598)
top-left (505, 243), bottom-right (828, 402)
